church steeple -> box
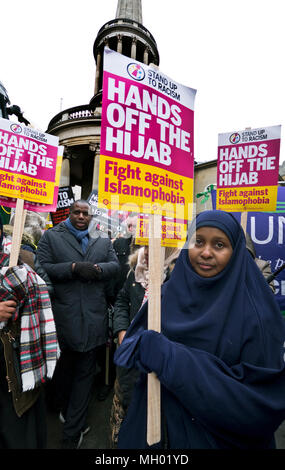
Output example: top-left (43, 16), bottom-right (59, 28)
top-left (46, 0), bottom-right (161, 204)
top-left (90, 0), bottom-right (159, 108)
top-left (116, 0), bottom-right (142, 23)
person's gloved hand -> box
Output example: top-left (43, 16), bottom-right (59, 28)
top-left (114, 327), bottom-right (148, 371)
top-left (73, 262), bottom-right (102, 281)
top-left (114, 329), bottom-right (169, 376)
top-left (138, 330), bottom-right (169, 375)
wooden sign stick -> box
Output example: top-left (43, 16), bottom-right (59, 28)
top-left (240, 211), bottom-right (248, 235)
top-left (9, 199), bottom-right (25, 267)
top-left (147, 212), bottom-right (162, 446)
top-left (146, 60), bottom-right (164, 446)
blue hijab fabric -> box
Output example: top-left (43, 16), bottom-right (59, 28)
top-left (188, 209), bottom-right (240, 247)
top-left (114, 210), bottom-right (285, 449)
top-left (65, 217), bottom-right (89, 253)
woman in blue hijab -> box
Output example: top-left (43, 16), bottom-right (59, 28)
top-left (114, 210), bottom-right (285, 449)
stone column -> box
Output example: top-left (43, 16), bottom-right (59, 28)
top-left (143, 46), bottom-right (149, 64)
top-left (117, 34), bottom-right (123, 54)
top-left (59, 149), bottom-right (71, 187)
top-left (94, 50), bottom-right (102, 95)
top-left (131, 37), bottom-right (137, 59)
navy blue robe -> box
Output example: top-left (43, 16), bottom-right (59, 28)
top-left (114, 210), bottom-right (285, 449)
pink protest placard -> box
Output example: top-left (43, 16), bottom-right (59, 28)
top-left (0, 119), bottom-right (59, 204)
top-left (216, 125), bottom-right (281, 212)
top-left (98, 48), bottom-right (196, 219)
top-left (0, 119), bottom-right (58, 182)
top-left (100, 72), bottom-right (194, 179)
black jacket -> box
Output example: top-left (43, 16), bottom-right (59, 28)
top-left (37, 222), bottom-right (119, 352)
top-left (112, 269), bottom-right (145, 337)
top-left (111, 236), bottom-right (133, 300)
top-left (112, 253), bottom-right (177, 337)
top-left (112, 268), bottom-right (145, 414)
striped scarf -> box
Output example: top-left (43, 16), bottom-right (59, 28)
top-left (0, 253), bottom-right (60, 392)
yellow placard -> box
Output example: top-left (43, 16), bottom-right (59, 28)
top-left (135, 215), bottom-right (187, 248)
top-left (55, 154), bottom-right (63, 186)
top-left (216, 185), bottom-right (278, 212)
top-left (0, 171), bottom-right (58, 204)
top-left (98, 154), bottom-right (193, 220)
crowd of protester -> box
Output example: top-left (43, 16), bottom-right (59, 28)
top-left (1, 202), bottom-right (285, 450)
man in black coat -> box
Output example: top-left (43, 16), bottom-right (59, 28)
top-left (37, 200), bottom-right (119, 448)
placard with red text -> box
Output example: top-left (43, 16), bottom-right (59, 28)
top-left (217, 125), bottom-right (281, 212)
top-left (98, 47), bottom-right (196, 221)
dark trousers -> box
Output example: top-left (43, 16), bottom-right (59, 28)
top-left (55, 348), bottom-right (97, 440)
top-left (0, 346), bottom-right (47, 449)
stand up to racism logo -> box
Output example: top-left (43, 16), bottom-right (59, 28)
top-left (127, 63), bottom-right (146, 81)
